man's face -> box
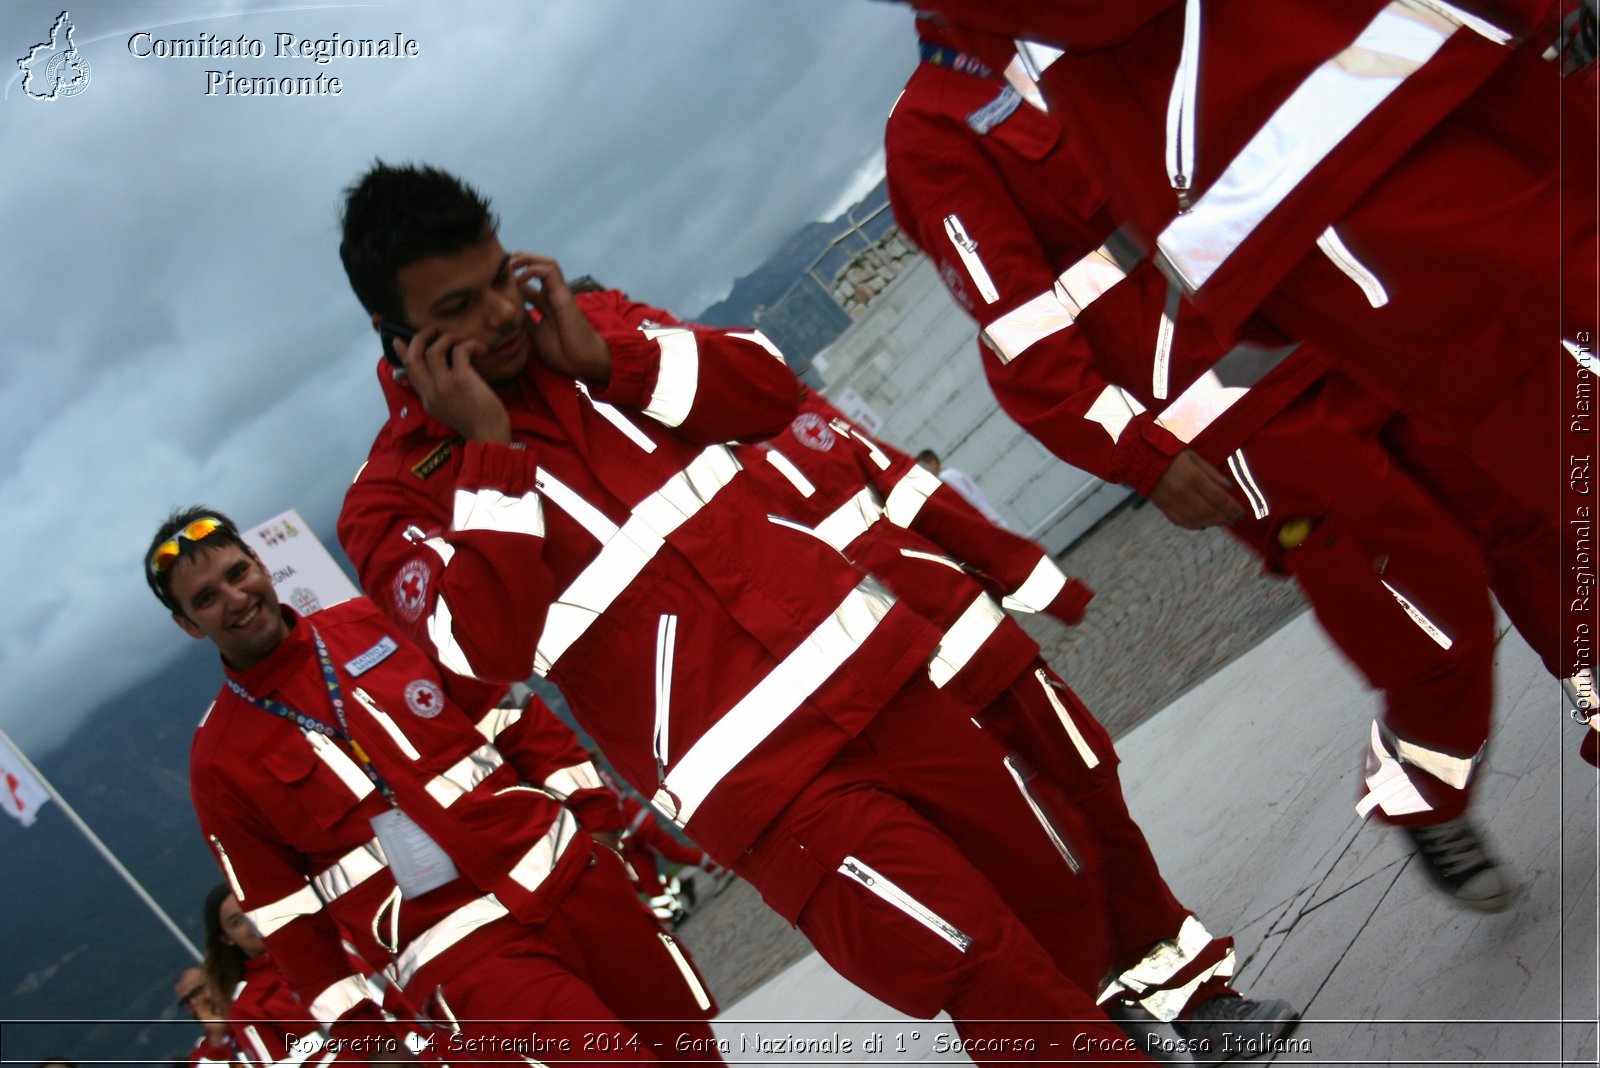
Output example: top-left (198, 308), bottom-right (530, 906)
top-left (218, 893), bottom-right (265, 957)
top-left (168, 543), bottom-right (288, 670)
top-left (174, 967), bottom-right (214, 1021)
top-left (393, 233), bottom-right (533, 386)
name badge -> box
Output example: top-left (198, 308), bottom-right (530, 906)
top-left (370, 809), bottom-right (458, 898)
top-left (344, 636), bottom-right (399, 677)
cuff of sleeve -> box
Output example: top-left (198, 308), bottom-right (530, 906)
top-left (568, 790), bottom-right (627, 833)
top-left (1111, 416), bottom-right (1187, 496)
top-left (458, 438), bottom-right (540, 495)
top-left (1045, 578), bottom-right (1096, 626)
top-left (591, 330), bottom-right (659, 409)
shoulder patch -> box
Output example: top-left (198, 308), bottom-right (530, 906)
top-left (411, 436), bottom-right (463, 480)
top-left (392, 560), bottom-right (431, 622)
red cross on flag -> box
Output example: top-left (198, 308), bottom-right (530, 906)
top-left (0, 746), bottom-right (50, 827)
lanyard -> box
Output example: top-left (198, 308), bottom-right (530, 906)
top-left (226, 627), bottom-right (395, 801)
top-left (919, 41), bottom-right (996, 79)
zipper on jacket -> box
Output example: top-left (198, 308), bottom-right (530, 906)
top-left (1165, 0), bottom-right (1203, 213)
top-left (1002, 755), bottom-right (1083, 874)
top-left (943, 214), bottom-right (1001, 304)
top-left (1314, 227), bottom-right (1389, 309)
top-left (838, 857), bottom-right (972, 952)
top-left (653, 614), bottom-right (678, 784)
top-left (658, 932), bottom-right (714, 1011)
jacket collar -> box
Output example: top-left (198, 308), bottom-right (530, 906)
top-left (223, 607), bottom-right (311, 698)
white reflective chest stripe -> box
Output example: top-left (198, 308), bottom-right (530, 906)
top-left (1158, 1), bottom-right (1477, 292)
top-left (641, 327), bottom-right (701, 427)
top-left (534, 446), bottom-right (742, 675)
top-left (762, 449), bottom-right (817, 498)
top-left (576, 381), bottom-right (660, 453)
top-left (1033, 669), bottom-right (1100, 770)
top-left (813, 486), bottom-right (885, 553)
top-left (210, 834), bottom-right (244, 899)
top-left (350, 688), bottom-right (422, 760)
top-left (928, 595), bottom-right (1007, 688)
top-left (653, 578), bottom-right (897, 826)
top-left (1000, 557), bottom-right (1068, 614)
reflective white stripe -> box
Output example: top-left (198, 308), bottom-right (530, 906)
top-left (198, 699), bottom-right (217, 729)
top-left (1164, 0), bottom-right (1203, 208)
top-left (1159, 1), bottom-right (1456, 290)
top-left (944, 214), bottom-right (1001, 304)
top-left (1154, 371), bottom-right (1247, 443)
top-left (1392, 736), bottom-right (1479, 790)
top-left (535, 446), bottom-right (742, 674)
top-left (372, 886), bottom-right (401, 955)
top-left (982, 286), bottom-right (1073, 364)
top-left (246, 883), bottom-right (322, 938)
top-left (307, 974), bottom-right (377, 1025)
top-left (475, 704), bottom-right (523, 744)
top-left (899, 547), bottom-right (965, 572)
top-left (845, 427), bottom-right (892, 471)
top-left (1381, 580), bottom-right (1454, 650)
top-left (1407, 0), bottom-right (1511, 44)
top-left (641, 327), bottom-right (701, 427)
top-left (1153, 307), bottom-right (1176, 400)
top-left (351, 688), bottom-right (422, 760)
top-left (1000, 556), bottom-right (1069, 614)
top-left (1358, 720), bottom-right (1436, 819)
top-left (1226, 450), bottom-right (1270, 520)
top-left (542, 761), bottom-right (603, 800)
top-left (838, 856), bottom-right (971, 952)
top-left (210, 835), bottom-right (245, 900)
top-left (426, 592), bottom-right (475, 679)
top-left (576, 381), bottom-right (659, 453)
top-left (654, 614), bottom-right (678, 774)
top-left (728, 329), bottom-right (788, 363)
top-left (1034, 669), bottom-right (1100, 770)
top-left (505, 807), bottom-right (580, 893)
top-left (1564, 337), bottom-right (1599, 375)
top-left (884, 464), bottom-right (943, 527)
top-left (450, 486), bottom-right (544, 539)
top-left (536, 469), bottom-right (620, 543)
top-left (1084, 385), bottom-right (1149, 443)
top-left (654, 579), bottom-right (897, 825)
top-left (1058, 246), bottom-right (1129, 318)
top-left (763, 450), bottom-right (816, 498)
top-left (1013, 38), bottom-right (1064, 77)
top-left (1098, 915), bottom-right (1235, 1022)
top-left (391, 894), bottom-right (510, 987)
top-left (1316, 227), bottom-right (1390, 308)
top-left (306, 733), bottom-right (376, 801)
top-left (1002, 755), bottom-right (1081, 872)
top-left (242, 1025), bottom-right (270, 1065)
top-left (312, 839), bottom-right (388, 903)
top-left (814, 486), bottom-right (883, 553)
top-left (1002, 53), bottom-right (1049, 111)
top-left (424, 745), bottom-right (505, 808)
top-left (658, 932), bottom-right (714, 1012)
top-left (422, 536), bottom-right (455, 566)
top-left (928, 596), bottom-right (1007, 688)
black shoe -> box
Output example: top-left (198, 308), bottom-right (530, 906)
top-left (1402, 816), bottom-right (1512, 912)
top-left (1100, 1001), bottom-right (1191, 1064)
top-left (1177, 995), bottom-right (1300, 1067)
top-left (679, 875), bottom-right (698, 908)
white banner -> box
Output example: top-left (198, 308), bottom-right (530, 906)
top-left (241, 508), bottom-right (360, 615)
top-left (0, 747), bottom-right (50, 827)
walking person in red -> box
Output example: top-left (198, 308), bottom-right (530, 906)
top-left (334, 161), bottom-right (1166, 1062)
top-left (202, 883), bottom-right (325, 1066)
top-left (149, 509), bottom-right (719, 1062)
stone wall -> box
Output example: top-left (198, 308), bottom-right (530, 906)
top-left (827, 226), bottom-right (920, 318)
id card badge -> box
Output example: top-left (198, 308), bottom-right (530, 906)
top-left (370, 809), bottom-right (459, 898)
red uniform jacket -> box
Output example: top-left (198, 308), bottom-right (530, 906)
top-left (338, 295), bottom-right (946, 861)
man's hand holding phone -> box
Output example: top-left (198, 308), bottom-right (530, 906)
top-left (511, 252), bottom-right (612, 385)
top-left (389, 325), bottom-right (511, 445)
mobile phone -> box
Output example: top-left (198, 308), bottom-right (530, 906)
top-left (379, 319), bottom-right (416, 364)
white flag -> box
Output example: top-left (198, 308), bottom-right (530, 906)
top-left (0, 747), bottom-right (50, 827)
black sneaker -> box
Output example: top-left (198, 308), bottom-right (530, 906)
top-left (1099, 1001), bottom-right (1192, 1064)
top-left (1402, 816), bottom-right (1512, 912)
top-left (1177, 995), bottom-right (1300, 1067)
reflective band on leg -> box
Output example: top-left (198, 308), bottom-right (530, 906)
top-left (928, 596), bottom-right (1007, 688)
top-left (1315, 227), bottom-right (1390, 308)
top-left (1000, 556), bottom-right (1069, 613)
top-left (307, 974), bottom-right (377, 1025)
top-left (392, 895), bottom-right (510, 988)
top-left (641, 327), bottom-right (701, 427)
top-left (838, 856), bottom-right (972, 952)
top-left (654, 579), bottom-right (897, 825)
top-left (1002, 756), bottom-right (1081, 872)
top-left (247, 884), bottom-right (322, 938)
top-left (658, 932), bottom-right (714, 1012)
top-left (1380, 580), bottom-right (1454, 650)
top-left (1357, 720), bottom-right (1436, 819)
top-left (1034, 669), bottom-right (1101, 770)
top-left (1096, 916), bottom-right (1235, 1022)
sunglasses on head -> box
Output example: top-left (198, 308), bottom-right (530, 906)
top-left (148, 517), bottom-right (227, 576)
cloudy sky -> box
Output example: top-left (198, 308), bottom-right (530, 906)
top-left (0, 0), bottom-right (918, 754)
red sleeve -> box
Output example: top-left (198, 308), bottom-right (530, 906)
top-left (481, 695), bottom-right (625, 834)
top-left (338, 439), bottom-right (552, 685)
top-left (913, 0), bottom-right (1174, 51)
top-left (886, 104), bottom-right (1190, 494)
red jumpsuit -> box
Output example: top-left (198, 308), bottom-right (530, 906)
top-left (885, 23), bottom-right (1499, 826)
top-left (339, 296), bottom-right (1152, 1061)
top-left (191, 596), bottom-right (718, 1062)
top-left (227, 953), bottom-right (320, 1066)
top-left (617, 794), bottom-right (713, 899)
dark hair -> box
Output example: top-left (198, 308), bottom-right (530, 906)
top-left (143, 507), bottom-right (249, 615)
top-left (338, 160), bottom-right (499, 323)
top-left (201, 882), bottom-right (247, 1016)
top-left (914, 449), bottom-right (941, 465)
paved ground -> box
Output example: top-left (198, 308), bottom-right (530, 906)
top-left (674, 497), bottom-right (1314, 1007)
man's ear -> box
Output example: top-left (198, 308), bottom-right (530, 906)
top-left (369, 311), bottom-right (382, 333)
top-left (172, 612), bottom-right (205, 640)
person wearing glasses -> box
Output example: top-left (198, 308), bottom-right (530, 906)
top-left (174, 965), bottom-right (239, 1068)
top-left (147, 509), bottom-right (720, 1063)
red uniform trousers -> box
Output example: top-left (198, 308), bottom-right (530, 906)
top-left (405, 851), bottom-right (719, 1064)
top-left (1210, 377), bottom-right (1495, 826)
top-left (730, 674), bottom-right (1153, 1065)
